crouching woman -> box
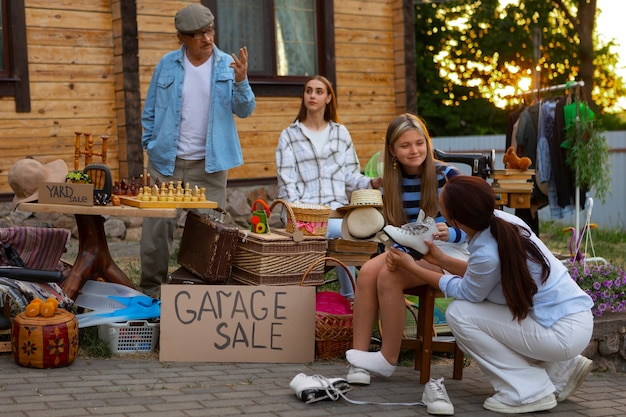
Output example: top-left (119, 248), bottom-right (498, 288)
top-left (386, 175), bottom-right (594, 414)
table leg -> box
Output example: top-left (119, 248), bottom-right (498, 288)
top-left (61, 214), bottom-right (135, 300)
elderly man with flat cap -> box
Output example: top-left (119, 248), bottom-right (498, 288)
top-left (140, 3), bottom-right (256, 298)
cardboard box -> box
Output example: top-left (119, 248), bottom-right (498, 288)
top-left (160, 284), bottom-right (316, 363)
top-left (38, 182), bottom-right (93, 206)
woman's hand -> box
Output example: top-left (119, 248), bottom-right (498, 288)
top-left (422, 239), bottom-right (445, 266)
top-left (370, 177), bottom-right (382, 189)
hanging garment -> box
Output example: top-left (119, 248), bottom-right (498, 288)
top-left (537, 100), bottom-right (575, 219)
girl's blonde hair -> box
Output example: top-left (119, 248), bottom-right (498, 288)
top-left (382, 113), bottom-right (440, 226)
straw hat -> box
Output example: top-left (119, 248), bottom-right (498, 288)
top-left (8, 158), bottom-right (68, 209)
top-left (336, 189), bottom-right (383, 212)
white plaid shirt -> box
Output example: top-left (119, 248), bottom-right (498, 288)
top-left (276, 120), bottom-right (372, 209)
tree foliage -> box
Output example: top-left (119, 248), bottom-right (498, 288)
top-left (415, 0), bottom-right (626, 135)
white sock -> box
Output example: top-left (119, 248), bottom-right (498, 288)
top-left (346, 349), bottom-right (396, 377)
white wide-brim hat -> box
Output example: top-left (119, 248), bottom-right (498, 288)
top-left (341, 207), bottom-right (385, 241)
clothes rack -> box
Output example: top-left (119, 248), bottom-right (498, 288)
top-left (508, 80), bottom-right (587, 234)
top-left (508, 80), bottom-right (585, 99)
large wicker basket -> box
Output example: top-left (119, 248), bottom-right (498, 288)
top-left (301, 257), bottom-right (355, 360)
top-left (271, 199), bottom-right (331, 236)
top-left (231, 229), bottom-right (327, 286)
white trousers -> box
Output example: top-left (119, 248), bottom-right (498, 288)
top-left (446, 300), bottom-right (593, 405)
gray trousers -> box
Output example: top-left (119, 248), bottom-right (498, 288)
top-left (139, 159), bottom-right (227, 298)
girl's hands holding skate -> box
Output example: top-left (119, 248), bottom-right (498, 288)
top-left (431, 223), bottom-right (449, 241)
top-left (386, 247), bottom-right (415, 272)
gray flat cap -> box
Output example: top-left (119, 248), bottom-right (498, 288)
top-left (175, 4), bottom-right (214, 33)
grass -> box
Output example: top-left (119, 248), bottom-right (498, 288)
top-left (539, 220), bottom-right (626, 267)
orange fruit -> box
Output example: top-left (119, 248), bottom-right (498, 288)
top-left (30, 298), bottom-right (44, 306)
top-left (40, 302), bottom-right (56, 318)
top-left (25, 302), bottom-right (41, 317)
top-left (45, 297), bottom-right (59, 309)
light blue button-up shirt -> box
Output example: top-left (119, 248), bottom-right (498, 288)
top-left (141, 46), bottom-right (256, 176)
top-left (439, 210), bottom-right (593, 328)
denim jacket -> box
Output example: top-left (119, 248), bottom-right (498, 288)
top-left (141, 46), bottom-right (256, 176)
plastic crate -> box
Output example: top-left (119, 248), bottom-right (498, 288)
top-left (98, 320), bottom-right (159, 354)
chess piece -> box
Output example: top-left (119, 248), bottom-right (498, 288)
top-left (159, 182), bottom-right (167, 201)
top-left (183, 183), bottom-right (192, 202)
top-left (192, 185), bottom-right (199, 202)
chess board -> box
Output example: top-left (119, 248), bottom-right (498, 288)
top-left (118, 196), bottom-right (218, 209)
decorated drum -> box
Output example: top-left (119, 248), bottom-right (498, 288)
top-left (12, 309), bottom-right (79, 368)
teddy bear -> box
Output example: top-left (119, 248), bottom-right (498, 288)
top-left (502, 146), bottom-right (532, 170)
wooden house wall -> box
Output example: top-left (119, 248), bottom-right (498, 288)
top-left (0, 0), bottom-right (118, 194)
top-left (136, 0), bottom-right (406, 181)
top-left (0, 0), bottom-right (408, 194)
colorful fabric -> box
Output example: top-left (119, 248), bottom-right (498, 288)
top-left (0, 227), bottom-right (69, 270)
top-left (0, 227), bottom-right (72, 309)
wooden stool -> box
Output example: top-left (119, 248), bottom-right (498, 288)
top-left (12, 309), bottom-right (79, 368)
top-left (402, 285), bottom-right (464, 384)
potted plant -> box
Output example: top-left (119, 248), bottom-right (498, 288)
top-left (563, 106), bottom-right (611, 202)
top-left (66, 170), bottom-right (91, 184)
top-left (566, 260), bottom-right (626, 317)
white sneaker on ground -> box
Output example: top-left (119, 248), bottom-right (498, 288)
top-left (556, 355), bottom-right (593, 402)
top-left (382, 216), bottom-right (438, 259)
top-left (289, 373), bottom-right (351, 404)
top-left (482, 394), bottom-right (557, 414)
top-left (422, 377), bottom-right (454, 415)
top-left (346, 366), bottom-right (370, 385)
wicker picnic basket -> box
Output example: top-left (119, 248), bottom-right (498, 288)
top-left (232, 201), bottom-right (328, 285)
top-left (231, 229), bottom-right (327, 286)
top-left (271, 199), bottom-right (331, 236)
top-left (301, 257), bottom-right (356, 360)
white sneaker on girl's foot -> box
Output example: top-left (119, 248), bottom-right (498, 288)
top-left (422, 377), bottom-right (454, 415)
top-left (346, 366), bottom-right (370, 385)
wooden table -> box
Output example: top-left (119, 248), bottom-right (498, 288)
top-left (17, 202), bottom-right (215, 300)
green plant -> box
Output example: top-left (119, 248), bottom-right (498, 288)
top-left (78, 326), bottom-right (112, 357)
top-left (66, 170), bottom-right (91, 183)
top-left (566, 260), bottom-right (626, 317)
top-left (563, 107), bottom-right (611, 202)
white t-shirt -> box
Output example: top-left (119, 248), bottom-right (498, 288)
top-left (177, 54), bottom-right (213, 160)
top-left (301, 123), bottom-right (330, 155)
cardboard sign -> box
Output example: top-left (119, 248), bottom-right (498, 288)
top-left (160, 284), bottom-right (316, 363)
top-left (38, 182), bottom-right (93, 206)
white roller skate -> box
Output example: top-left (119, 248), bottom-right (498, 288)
top-left (289, 373), bottom-right (351, 404)
top-left (381, 211), bottom-right (438, 259)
